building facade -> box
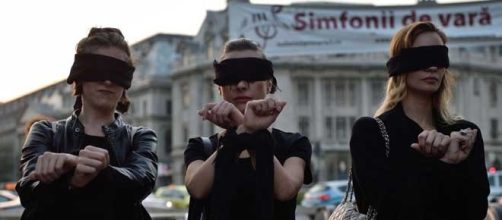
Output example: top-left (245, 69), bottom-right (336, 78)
top-left (0, 0), bottom-right (501, 187)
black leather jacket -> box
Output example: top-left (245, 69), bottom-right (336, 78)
top-left (16, 111), bottom-right (158, 220)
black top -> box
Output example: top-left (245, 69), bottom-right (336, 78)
top-left (61, 134), bottom-right (117, 220)
top-left (184, 128), bottom-right (313, 220)
top-left (350, 103), bottom-right (489, 220)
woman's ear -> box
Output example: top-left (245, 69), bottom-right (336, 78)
top-left (267, 80), bottom-right (273, 93)
top-left (218, 86), bottom-right (223, 96)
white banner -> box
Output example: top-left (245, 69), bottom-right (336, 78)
top-left (229, 1), bottom-right (502, 56)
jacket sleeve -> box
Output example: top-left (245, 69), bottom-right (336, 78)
top-left (350, 117), bottom-right (395, 215)
top-left (104, 127), bottom-right (158, 203)
top-left (436, 123), bottom-right (489, 219)
top-left (15, 120), bottom-right (70, 208)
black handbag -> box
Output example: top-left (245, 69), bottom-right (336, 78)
top-left (329, 117), bottom-right (389, 220)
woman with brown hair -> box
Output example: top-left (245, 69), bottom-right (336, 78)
top-left (350, 21), bottom-right (489, 219)
top-left (184, 38), bottom-right (312, 220)
top-left (16, 27), bottom-right (158, 220)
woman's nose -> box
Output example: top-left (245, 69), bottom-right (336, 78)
top-left (235, 80), bottom-right (249, 89)
top-left (424, 66), bottom-right (439, 73)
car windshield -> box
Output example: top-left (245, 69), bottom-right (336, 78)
top-left (159, 189), bottom-right (185, 199)
top-left (0, 195), bottom-right (10, 202)
top-left (309, 184), bottom-right (330, 193)
top-left (489, 175), bottom-right (495, 187)
top-left (336, 185), bottom-right (348, 192)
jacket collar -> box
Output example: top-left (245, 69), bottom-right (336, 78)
top-left (68, 110), bottom-right (125, 135)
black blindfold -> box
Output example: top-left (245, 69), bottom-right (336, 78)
top-left (386, 45), bottom-right (449, 77)
top-left (67, 53), bottom-right (135, 89)
top-left (213, 57), bottom-right (274, 86)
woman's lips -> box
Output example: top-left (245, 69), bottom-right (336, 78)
top-left (422, 77), bottom-right (438, 83)
top-left (234, 96), bottom-right (252, 103)
top-left (98, 89), bottom-right (114, 95)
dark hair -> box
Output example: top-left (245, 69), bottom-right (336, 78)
top-left (73, 27), bottom-right (131, 113)
top-left (221, 38), bottom-right (278, 93)
top-left (77, 27), bottom-right (132, 64)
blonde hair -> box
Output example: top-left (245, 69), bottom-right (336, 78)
top-left (375, 21), bottom-right (458, 124)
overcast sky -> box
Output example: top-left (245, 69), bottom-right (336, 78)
top-left (0, 0), bottom-right (481, 102)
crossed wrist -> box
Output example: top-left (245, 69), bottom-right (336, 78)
top-left (236, 125), bottom-right (253, 134)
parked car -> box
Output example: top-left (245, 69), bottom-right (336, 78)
top-left (301, 180), bottom-right (347, 208)
top-left (154, 185), bottom-right (190, 209)
top-left (142, 193), bottom-right (170, 209)
top-left (0, 190), bottom-right (21, 210)
top-left (488, 171), bottom-right (502, 203)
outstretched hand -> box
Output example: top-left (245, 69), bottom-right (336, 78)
top-left (238, 97), bottom-right (287, 134)
top-left (28, 152), bottom-right (78, 183)
top-left (70, 145), bottom-right (110, 188)
top-left (199, 101), bottom-right (244, 129)
top-left (410, 130), bottom-right (450, 158)
top-left (440, 128), bottom-right (477, 164)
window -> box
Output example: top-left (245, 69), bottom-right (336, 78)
top-left (325, 117), bottom-right (334, 139)
top-left (347, 81), bottom-right (356, 106)
top-left (349, 116), bottom-right (356, 128)
top-left (491, 119), bottom-right (499, 140)
top-left (370, 79), bottom-right (386, 106)
top-left (473, 78), bottom-right (480, 96)
top-left (336, 117), bottom-right (347, 141)
top-left (165, 130), bottom-right (172, 154)
top-left (166, 100), bottom-right (172, 116)
top-left (334, 79), bottom-right (358, 107)
top-left (181, 82), bottom-right (191, 108)
top-left (183, 126), bottom-right (189, 142)
top-left (299, 116), bottom-right (310, 137)
top-left (333, 116), bottom-right (356, 143)
top-left (490, 82), bottom-right (498, 108)
top-left (335, 81), bottom-right (345, 106)
top-left (297, 80), bottom-right (310, 106)
top-left (323, 81), bottom-right (334, 106)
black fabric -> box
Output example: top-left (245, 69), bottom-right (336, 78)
top-left (59, 135), bottom-right (115, 219)
top-left (211, 128), bottom-right (274, 220)
top-left (67, 53), bottom-right (135, 89)
top-left (350, 103), bottom-right (489, 220)
top-left (184, 128), bottom-right (312, 220)
top-left (386, 45), bottom-right (449, 77)
top-left (213, 57), bottom-right (275, 86)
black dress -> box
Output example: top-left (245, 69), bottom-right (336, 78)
top-left (350, 103), bottom-right (489, 220)
top-left (184, 128), bottom-right (313, 220)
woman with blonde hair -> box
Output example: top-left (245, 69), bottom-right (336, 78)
top-left (350, 21), bottom-right (489, 219)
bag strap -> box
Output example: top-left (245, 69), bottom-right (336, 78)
top-left (374, 117), bottom-right (390, 158)
top-left (344, 117), bottom-right (390, 212)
